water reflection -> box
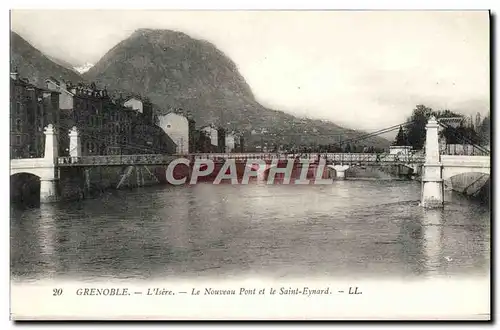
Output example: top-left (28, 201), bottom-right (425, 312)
top-left (421, 209), bottom-right (444, 277)
top-left (38, 204), bottom-right (57, 278)
top-left (10, 181), bottom-right (490, 281)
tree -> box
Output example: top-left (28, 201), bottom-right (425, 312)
top-left (475, 112), bottom-right (482, 131)
top-left (404, 105), bottom-right (466, 150)
top-left (393, 126), bottom-right (407, 146)
top-left (404, 105), bottom-right (433, 150)
top-left (478, 113), bottom-right (490, 146)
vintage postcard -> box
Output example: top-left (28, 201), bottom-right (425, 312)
top-left (8, 9), bottom-right (491, 320)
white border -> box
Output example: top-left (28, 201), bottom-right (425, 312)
top-left (2, 1), bottom-right (497, 328)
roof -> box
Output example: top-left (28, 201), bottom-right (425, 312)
top-left (45, 76), bottom-right (60, 84)
top-left (122, 94), bottom-right (151, 104)
top-left (11, 76), bottom-right (59, 93)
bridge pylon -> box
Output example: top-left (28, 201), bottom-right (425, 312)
top-left (69, 126), bottom-right (82, 159)
top-left (40, 124), bottom-right (59, 203)
top-left (421, 116), bottom-right (444, 208)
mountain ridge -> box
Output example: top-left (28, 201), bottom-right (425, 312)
top-left (84, 28), bottom-right (390, 148)
top-left (10, 31), bottom-right (83, 88)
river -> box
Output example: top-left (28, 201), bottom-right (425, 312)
top-left (10, 180), bottom-right (490, 282)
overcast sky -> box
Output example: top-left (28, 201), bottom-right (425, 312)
top-left (10, 10), bottom-right (490, 131)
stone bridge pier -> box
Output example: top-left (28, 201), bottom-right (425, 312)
top-left (39, 125), bottom-right (59, 203)
top-left (421, 116), bottom-right (444, 208)
top-left (328, 164), bottom-right (350, 180)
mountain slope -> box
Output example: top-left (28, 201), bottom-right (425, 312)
top-left (85, 29), bottom-right (389, 148)
top-left (10, 31), bottom-right (83, 88)
top-left (45, 54), bottom-right (80, 74)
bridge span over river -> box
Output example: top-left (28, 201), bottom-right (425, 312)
top-left (10, 117), bottom-right (490, 208)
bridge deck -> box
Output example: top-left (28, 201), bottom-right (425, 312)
top-left (52, 153), bottom-right (426, 167)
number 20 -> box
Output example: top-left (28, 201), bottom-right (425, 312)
top-left (53, 288), bottom-right (63, 296)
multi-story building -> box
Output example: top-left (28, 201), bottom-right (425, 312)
top-left (225, 132), bottom-right (236, 153)
top-left (188, 116), bottom-right (196, 153)
top-left (45, 78), bottom-right (176, 156)
top-left (217, 127), bottom-right (226, 153)
top-left (10, 72), bottom-right (59, 159)
top-left (158, 110), bottom-right (190, 154)
top-left (201, 125), bottom-right (218, 149)
top-left (123, 95), bottom-right (154, 125)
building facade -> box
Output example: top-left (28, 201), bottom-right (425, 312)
top-left (217, 127), bottom-right (226, 153)
top-left (45, 78), bottom-right (176, 156)
top-left (188, 116), bottom-right (196, 153)
top-left (158, 111), bottom-right (189, 154)
top-left (10, 73), bottom-right (60, 159)
top-left (123, 96), bottom-right (154, 125)
top-left (201, 125), bottom-right (218, 148)
top-left (389, 146), bottom-right (412, 155)
top-left (226, 133), bottom-right (236, 152)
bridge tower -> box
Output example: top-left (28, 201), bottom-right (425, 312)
top-left (421, 116), bottom-right (444, 208)
top-left (69, 126), bottom-right (82, 159)
top-left (40, 124), bottom-right (59, 203)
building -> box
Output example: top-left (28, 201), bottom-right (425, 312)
top-left (217, 127), bottom-right (226, 153)
top-left (225, 132), bottom-right (236, 153)
top-left (158, 110), bottom-right (190, 154)
top-left (123, 96), bottom-right (154, 125)
top-left (45, 78), bottom-right (176, 156)
top-left (10, 72), bottom-right (60, 159)
top-left (201, 125), bottom-right (218, 148)
top-left (188, 116), bottom-right (196, 153)
top-left (389, 146), bottom-right (412, 155)
top-left (194, 129), bottom-right (213, 153)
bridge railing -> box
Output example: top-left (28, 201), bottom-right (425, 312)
top-left (57, 152), bottom-right (426, 166)
top-left (441, 144), bottom-right (490, 156)
top-left (58, 154), bottom-right (177, 166)
top-left (189, 152), bottom-right (425, 164)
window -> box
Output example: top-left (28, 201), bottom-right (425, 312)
top-left (16, 102), bottom-right (21, 116)
top-left (15, 119), bottom-right (22, 132)
top-left (15, 135), bottom-right (21, 145)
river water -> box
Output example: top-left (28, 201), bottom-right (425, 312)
top-left (10, 180), bottom-right (490, 282)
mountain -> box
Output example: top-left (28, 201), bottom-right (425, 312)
top-left (45, 54), bottom-right (80, 74)
top-left (84, 29), bottom-right (390, 148)
top-left (10, 31), bottom-right (83, 88)
top-left (74, 62), bottom-right (94, 74)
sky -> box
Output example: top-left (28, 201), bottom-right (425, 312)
top-left (10, 10), bottom-right (490, 132)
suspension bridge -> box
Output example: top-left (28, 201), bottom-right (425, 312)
top-left (10, 117), bottom-right (490, 207)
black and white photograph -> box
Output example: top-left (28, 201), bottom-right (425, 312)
top-left (7, 9), bottom-right (491, 320)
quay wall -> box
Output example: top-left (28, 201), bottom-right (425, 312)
top-left (445, 172), bottom-right (490, 201)
top-left (57, 160), bottom-right (336, 201)
top-left (346, 164), bottom-right (421, 180)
